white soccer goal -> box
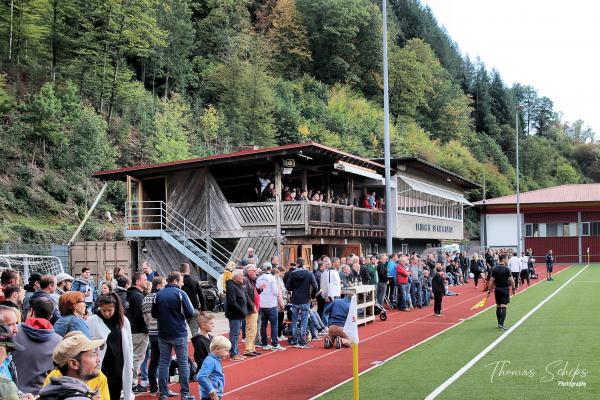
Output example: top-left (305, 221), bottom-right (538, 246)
top-left (0, 254), bottom-right (64, 281)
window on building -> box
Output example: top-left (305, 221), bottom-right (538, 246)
top-left (591, 222), bottom-right (600, 236)
top-left (562, 223), bottom-right (570, 237)
top-left (546, 223), bottom-right (558, 237)
top-left (525, 223), bottom-right (539, 237)
top-left (396, 180), bottom-right (464, 221)
top-left (582, 222), bottom-right (590, 236)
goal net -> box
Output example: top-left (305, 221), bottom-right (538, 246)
top-left (0, 254), bottom-right (64, 281)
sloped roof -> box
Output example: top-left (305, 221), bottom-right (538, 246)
top-left (94, 142), bottom-right (385, 181)
top-left (474, 184), bottom-right (600, 206)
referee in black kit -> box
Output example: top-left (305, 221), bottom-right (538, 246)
top-left (487, 253), bottom-right (516, 330)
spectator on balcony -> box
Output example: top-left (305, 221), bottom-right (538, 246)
top-left (262, 183), bottom-right (276, 201)
top-left (368, 192), bottom-right (377, 209)
top-left (377, 196), bottom-right (385, 211)
top-left (298, 189), bottom-right (309, 201)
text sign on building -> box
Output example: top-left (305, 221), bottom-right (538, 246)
top-left (415, 223), bottom-right (453, 233)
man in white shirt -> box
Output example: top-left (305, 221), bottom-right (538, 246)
top-left (508, 252), bottom-right (522, 289)
top-left (320, 259), bottom-right (341, 302)
top-left (519, 252), bottom-right (530, 287)
top-left (256, 264), bottom-right (286, 351)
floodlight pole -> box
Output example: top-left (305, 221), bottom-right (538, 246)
top-left (383, 0), bottom-right (393, 254)
top-left (515, 109), bottom-right (521, 254)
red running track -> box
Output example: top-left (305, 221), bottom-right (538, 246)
top-left (137, 264), bottom-right (569, 400)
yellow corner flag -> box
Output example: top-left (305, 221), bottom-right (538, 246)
top-left (343, 295), bottom-right (360, 399)
top-left (471, 297), bottom-right (489, 310)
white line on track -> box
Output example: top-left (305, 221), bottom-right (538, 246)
top-left (424, 264), bottom-right (589, 400)
top-left (223, 290), bottom-right (487, 395)
top-left (310, 265), bottom-right (571, 400)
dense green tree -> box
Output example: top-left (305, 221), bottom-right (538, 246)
top-left (556, 163), bottom-right (580, 185)
top-left (296, 0), bottom-right (381, 92)
top-left (153, 93), bottom-right (191, 162)
top-left (266, 0), bottom-right (312, 79)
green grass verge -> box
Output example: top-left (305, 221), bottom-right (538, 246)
top-left (319, 265), bottom-right (595, 400)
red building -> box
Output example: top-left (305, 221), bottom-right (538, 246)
top-left (476, 184), bottom-right (600, 263)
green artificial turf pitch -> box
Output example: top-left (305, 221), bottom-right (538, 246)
top-left (319, 264), bottom-right (599, 400)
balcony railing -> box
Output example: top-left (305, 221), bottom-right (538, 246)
top-left (229, 201), bottom-right (385, 234)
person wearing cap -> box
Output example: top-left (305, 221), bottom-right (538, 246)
top-left (0, 324), bottom-right (34, 400)
top-left (0, 324), bottom-right (25, 384)
top-left (43, 332), bottom-right (109, 400)
top-left (12, 298), bottom-right (62, 395)
top-left (22, 273), bottom-right (42, 320)
top-left (38, 332), bottom-right (104, 400)
top-left (54, 273), bottom-right (74, 301)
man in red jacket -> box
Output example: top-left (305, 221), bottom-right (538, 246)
top-left (396, 256), bottom-right (411, 311)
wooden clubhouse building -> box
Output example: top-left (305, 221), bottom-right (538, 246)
top-left (94, 142), bottom-right (477, 279)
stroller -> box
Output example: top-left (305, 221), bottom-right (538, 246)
top-left (200, 281), bottom-right (222, 312)
top-left (375, 302), bottom-right (387, 321)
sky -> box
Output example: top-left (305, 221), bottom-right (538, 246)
top-left (420, 0), bottom-right (600, 135)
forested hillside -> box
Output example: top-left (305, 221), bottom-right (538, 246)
top-left (0, 0), bottom-right (598, 243)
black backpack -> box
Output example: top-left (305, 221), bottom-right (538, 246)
top-left (39, 388), bottom-right (96, 400)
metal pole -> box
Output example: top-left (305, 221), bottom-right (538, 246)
top-left (515, 110), bottom-right (521, 254)
top-left (68, 182), bottom-right (109, 246)
top-left (382, 0), bottom-right (393, 254)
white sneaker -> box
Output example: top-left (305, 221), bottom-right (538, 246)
top-left (278, 336), bottom-right (286, 342)
top-left (272, 344), bottom-right (287, 351)
top-left (262, 344), bottom-right (273, 350)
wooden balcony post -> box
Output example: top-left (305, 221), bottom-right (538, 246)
top-left (274, 162), bottom-right (282, 257)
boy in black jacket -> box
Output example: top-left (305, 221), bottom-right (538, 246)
top-left (431, 264), bottom-right (446, 317)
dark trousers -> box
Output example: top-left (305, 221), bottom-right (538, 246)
top-left (148, 335), bottom-right (160, 392)
top-left (473, 272), bottom-right (482, 287)
top-left (520, 270), bottom-right (530, 286)
top-left (511, 272), bottom-right (520, 289)
top-left (433, 292), bottom-right (443, 315)
top-left (277, 311), bottom-right (284, 337)
top-left (316, 295), bottom-right (325, 319)
top-left (107, 376), bottom-right (123, 400)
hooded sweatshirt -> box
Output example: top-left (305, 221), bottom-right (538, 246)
top-left (13, 319), bottom-right (62, 395)
top-left (38, 376), bottom-right (98, 400)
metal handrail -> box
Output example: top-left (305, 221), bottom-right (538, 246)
top-left (125, 200), bottom-right (237, 265)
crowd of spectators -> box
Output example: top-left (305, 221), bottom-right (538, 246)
top-left (0, 245), bottom-right (545, 400)
top-left (253, 170), bottom-right (384, 210)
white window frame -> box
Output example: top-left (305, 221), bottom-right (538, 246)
top-left (582, 222), bottom-right (590, 236)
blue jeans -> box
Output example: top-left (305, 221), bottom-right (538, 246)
top-left (397, 283), bottom-right (409, 310)
top-left (229, 319), bottom-right (243, 356)
top-left (410, 280), bottom-right (422, 307)
top-left (259, 307), bottom-right (279, 346)
top-left (158, 336), bottom-right (189, 399)
top-left (140, 344), bottom-right (151, 382)
top-left (290, 303), bottom-right (310, 346)
top-left (422, 286), bottom-right (431, 305)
